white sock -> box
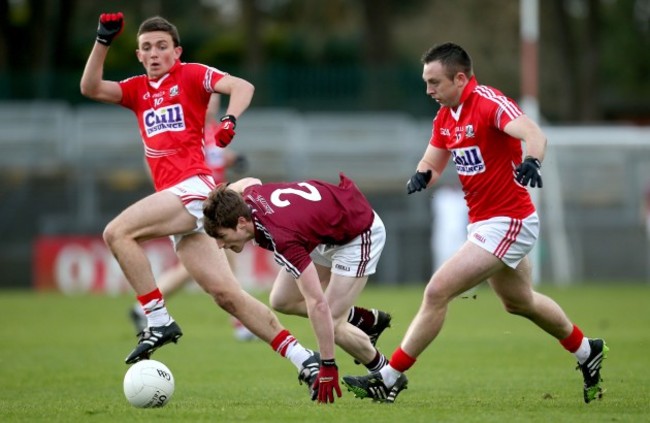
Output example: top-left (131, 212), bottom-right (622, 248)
top-left (140, 297), bottom-right (171, 328)
top-left (379, 364), bottom-right (401, 388)
top-left (286, 341), bottom-right (312, 370)
top-left (574, 337), bottom-right (591, 364)
top-left (147, 307), bottom-right (172, 327)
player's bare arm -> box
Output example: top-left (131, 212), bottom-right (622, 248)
top-left (407, 145), bottom-right (451, 194)
top-left (80, 13), bottom-right (124, 104)
top-left (296, 263), bottom-right (341, 403)
top-left (228, 177), bottom-right (262, 193)
top-left (503, 115), bottom-right (547, 162)
top-left (418, 144), bottom-right (452, 185)
top-left (212, 75), bottom-right (255, 118)
top-left (80, 44), bottom-right (123, 104)
top-left (296, 264), bottom-right (336, 360)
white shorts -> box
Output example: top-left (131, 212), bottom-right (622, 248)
top-left (467, 212), bottom-right (539, 269)
top-left (310, 212), bottom-right (386, 278)
top-left (164, 174), bottom-right (216, 249)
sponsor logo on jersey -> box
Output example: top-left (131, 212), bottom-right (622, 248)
top-left (255, 194), bottom-right (274, 215)
top-left (142, 105), bottom-right (186, 137)
top-left (451, 146), bottom-right (485, 175)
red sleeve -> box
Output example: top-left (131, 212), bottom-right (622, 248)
top-left (184, 63), bottom-right (228, 93)
top-left (118, 75), bottom-right (142, 111)
top-left (429, 109), bottom-right (445, 148)
top-left (488, 95), bottom-right (523, 132)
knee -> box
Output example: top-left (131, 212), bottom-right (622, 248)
top-left (268, 291), bottom-right (299, 315)
top-left (102, 221), bottom-right (119, 249)
top-left (268, 292), bottom-right (286, 313)
top-left (422, 279), bottom-right (448, 306)
top-left (500, 298), bottom-right (530, 316)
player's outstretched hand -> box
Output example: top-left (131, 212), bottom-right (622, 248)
top-left (214, 115), bottom-right (237, 147)
top-left (515, 156), bottom-right (543, 188)
top-left (406, 169), bottom-right (432, 194)
top-left (96, 12), bottom-right (124, 46)
top-left (311, 359), bottom-right (342, 404)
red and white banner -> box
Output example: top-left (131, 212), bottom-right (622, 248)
top-left (33, 235), bottom-right (279, 295)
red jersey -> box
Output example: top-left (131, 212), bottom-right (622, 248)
top-left (242, 173), bottom-right (375, 277)
top-left (119, 61), bottom-right (226, 191)
top-left (429, 76), bottom-right (535, 223)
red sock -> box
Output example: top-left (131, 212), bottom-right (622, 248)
top-left (389, 347), bottom-right (416, 373)
top-left (137, 288), bottom-right (163, 314)
top-left (559, 324), bottom-right (584, 353)
top-left (270, 329), bottom-right (296, 357)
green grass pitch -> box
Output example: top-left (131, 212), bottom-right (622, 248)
top-left (1, 283), bottom-right (648, 422)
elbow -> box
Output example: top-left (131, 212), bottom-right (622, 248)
top-left (79, 84), bottom-right (90, 98)
top-left (79, 81), bottom-right (95, 99)
top-left (245, 80), bottom-right (255, 98)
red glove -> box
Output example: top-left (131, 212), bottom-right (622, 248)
top-left (312, 359), bottom-right (342, 404)
top-left (214, 115), bottom-right (237, 147)
top-left (96, 13), bottom-right (124, 46)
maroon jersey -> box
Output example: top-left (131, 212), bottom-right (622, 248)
top-left (242, 173), bottom-right (374, 277)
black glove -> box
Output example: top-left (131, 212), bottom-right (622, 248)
top-left (96, 12), bottom-right (124, 46)
top-left (406, 170), bottom-right (432, 194)
top-left (515, 156), bottom-right (543, 188)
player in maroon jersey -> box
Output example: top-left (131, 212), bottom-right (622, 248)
top-left (203, 173), bottom-right (390, 403)
top-left (80, 13), bottom-right (330, 396)
top-left (342, 42), bottom-right (607, 404)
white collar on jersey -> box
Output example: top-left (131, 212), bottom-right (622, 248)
top-left (148, 73), bottom-right (171, 90)
top-left (450, 104), bottom-right (464, 121)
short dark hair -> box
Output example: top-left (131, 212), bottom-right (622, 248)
top-left (421, 42), bottom-right (473, 80)
top-left (137, 16), bottom-right (181, 47)
top-left (203, 184), bottom-right (251, 239)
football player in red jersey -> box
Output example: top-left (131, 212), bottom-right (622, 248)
top-left (127, 93), bottom-right (255, 341)
top-left (203, 174), bottom-right (391, 403)
top-left (342, 42), bottom-right (607, 404)
top-left (80, 13), bottom-right (327, 395)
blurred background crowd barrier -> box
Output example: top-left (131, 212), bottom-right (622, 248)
top-left (1, 0), bottom-right (649, 292)
top-left (1, 101), bottom-right (649, 291)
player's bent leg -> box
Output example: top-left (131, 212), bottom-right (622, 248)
top-left (490, 259), bottom-right (575, 339)
top-left (269, 269), bottom-right (308, 316)
top-left (398, 247), bottom-right (492, 359)
top-left (179, 234), bottom-right (285, 342)
top-left (106, 190), bottom-right (198, 296)
top-left (110, 192), bottom-right (198, 362)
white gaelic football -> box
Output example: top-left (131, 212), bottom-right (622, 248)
top-left (123, 359), bottom-right (175, 408)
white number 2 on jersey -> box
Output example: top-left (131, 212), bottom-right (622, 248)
top-left (270, 183), bottom-right (321, 207)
